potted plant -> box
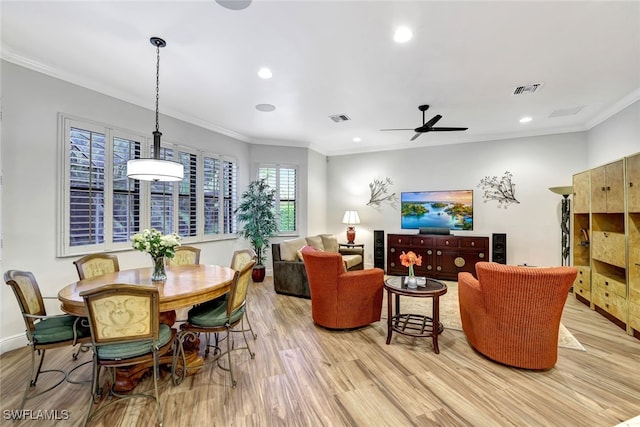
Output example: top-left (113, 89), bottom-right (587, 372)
top-left (235, 178), bottom-right (279, 282)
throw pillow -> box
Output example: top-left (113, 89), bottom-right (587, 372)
top-left (280, 237), bottom-right (307, 261)
top-left (305, 235), bottom-right (325, 251)
top-left (297, 245), bottom-right (317, 261)
top-left (319, 234), bottom-right (339, 253)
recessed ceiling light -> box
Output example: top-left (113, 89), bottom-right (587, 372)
top-left (258, 67), bottom-right (272, 79)
top-left (353, 137), bottom-right (362, 142)
top-left (519, 116), bottom-right (533, 123)
top-left (394, 26), bottom-right (413, 43)
top-left (256, 104), bottom-right (276, 112)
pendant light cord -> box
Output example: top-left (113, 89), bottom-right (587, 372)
top-left (155, 42), bottom-right (161, 134)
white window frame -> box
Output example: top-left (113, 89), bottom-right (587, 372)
top-left (58, 114), bottom-right (238, 256)
top-left (257, 163), bottom-right (298, 235)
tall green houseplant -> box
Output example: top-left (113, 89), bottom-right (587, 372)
top-left (235, 178), bottom-right (279, 281)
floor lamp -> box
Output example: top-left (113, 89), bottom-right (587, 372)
top-left (549, 186), bottom-right (573, 266)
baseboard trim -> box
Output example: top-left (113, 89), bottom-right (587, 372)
top-left (0, 333), bottom-right (28, 355)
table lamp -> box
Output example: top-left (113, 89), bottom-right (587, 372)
top-left (342, 210), bottom-right (360, 244)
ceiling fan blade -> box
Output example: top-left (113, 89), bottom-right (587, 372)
top-left (430, 127), bottom-right (469, 132)
top-left (423, 114), bottom-right (442, 128)
top-left (380, 128), bottom-right (414, 131)
top-left (410, 133), bottom-right (422, 141)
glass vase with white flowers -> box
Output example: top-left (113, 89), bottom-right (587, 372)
top-left (131, 228), bottom-right (181, 281)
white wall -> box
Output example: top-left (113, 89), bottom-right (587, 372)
top-left (587, 100), bottom-right (640, 167)
top-left (306, 149), bottom-right (328, 235)
top-left (0, 62), bottom-right (254, 351)
top-left (327, 132), bottom-right (590, 268)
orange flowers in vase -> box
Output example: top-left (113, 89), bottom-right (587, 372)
top-left (399, 250), bottom-right (422, 277)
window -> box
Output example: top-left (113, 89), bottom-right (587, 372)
top-left (178, 149), bottom-right (198, 238)
top-left (112, 137), bottom-right (141, 243)
top-left (203, 155), bottom-right (237, 236)
top-left (258, 164), bottom-right (297, 233)
top-left (60, 115), bottom-right (238, 256)
top-left (69, 126), bottom-right (107, 247)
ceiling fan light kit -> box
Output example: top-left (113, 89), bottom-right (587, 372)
top-left (381, 104), bottom-right (468, 141)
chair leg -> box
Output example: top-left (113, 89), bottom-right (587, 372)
top-left (152, 350), bottom-right (163, 427)
top-left (84, 355), bottom-right (100, 426)
top-left (240, 319), bottom-right (256, 359)
top-left (18, 348), bottom-right (39, 410)
top-left (72, 343), bottom-right (90, 361)
top-left (226, 327), bottom-right (236, 388)
top-left (31, 348), bottom-right (46, 386)
top-left (243, 305), bottom-right (257, 339)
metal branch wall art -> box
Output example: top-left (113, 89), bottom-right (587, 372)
top-left (477, 171), bottom-right (520, 208)
top-left (367, 177), bottom-right (398, 209)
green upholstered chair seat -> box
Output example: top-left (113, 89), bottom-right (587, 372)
top-left (96, 323), bottom-right (172, 360)
top-left (187, 299), bottom-right (244, 327)
top-left (33, 315), bottom-right (89, 344)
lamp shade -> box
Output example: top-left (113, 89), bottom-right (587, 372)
top-left (126, 158), bottom-right (184, 182)
top-left (342, 210), bottom-right (361, 225)
top-left (549, 186), bottom-right (573, 196)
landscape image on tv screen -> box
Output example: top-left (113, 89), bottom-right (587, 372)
top-left (401, 190), bottom-right (473, 230)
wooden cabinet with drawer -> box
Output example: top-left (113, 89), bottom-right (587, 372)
top-left (573, 266), bottom-right (591, 303)
top-left (591, 231), bottom-right (626, 268)
top-left (387, 233), bottom-right (488, 280)
top-left (573, 152), bottom-right (640, 338)
top-left (591, 159), bottom-right (624, 213)
top-left (592, 271), bottom-right (628, 327)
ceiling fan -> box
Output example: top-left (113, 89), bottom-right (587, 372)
top-left (381, 104), bottom-right (468, 141)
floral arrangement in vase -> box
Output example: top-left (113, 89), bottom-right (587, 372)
top-left (131, 228), bottom-right (181, 281)
top-left (399, 250), bottom-right (422, 288)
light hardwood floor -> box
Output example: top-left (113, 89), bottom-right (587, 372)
top-left (1, 277), bottom-right (639, 427)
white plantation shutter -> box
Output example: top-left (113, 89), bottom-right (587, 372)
top-left (202, 155), bottom-right (237, 236)
top-left (223, 159), bottom-right (237, 234)
top-left (203, 156), bottom-right (221, 235)
top-left (150, 146), bottom-right (175, 234)
top-left (69, 126), bottom-right (106, 246)
top-left (258, 164), bottom-right (297, 233)
top-left (60, 115), bottom-right (238, 255)
top-left (112, 136), bottom-right (141, 243)
top-left (279, 167), bottom-right (297, 232)
top-left (178, 149), bottom-right (197, 237)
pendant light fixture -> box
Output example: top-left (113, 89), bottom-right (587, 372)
top-left (127, 37), bottom-right (184, 182)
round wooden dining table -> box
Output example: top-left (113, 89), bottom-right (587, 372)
top-left (58, 264), bottom-right (236, 317)
top-left (58, 263), bottom-right (236, 391)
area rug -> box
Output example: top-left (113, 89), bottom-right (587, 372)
top-left (383, 280), bottom-right (585, 351)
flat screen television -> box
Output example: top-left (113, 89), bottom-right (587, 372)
top-left (401, 190), bottom-right (473, 231)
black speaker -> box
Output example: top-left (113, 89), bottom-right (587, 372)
top-left (492, 233), bottom-right (507, 264)
top-left (374, 230), bottom-right (385, 269)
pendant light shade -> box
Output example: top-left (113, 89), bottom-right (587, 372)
top-left (127, 37), bottom-right (184, 182)
top-left (127, 158), bottom-right (184, 182)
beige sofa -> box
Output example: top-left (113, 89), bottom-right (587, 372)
top-left (272, 234), bottom-right (364, 298)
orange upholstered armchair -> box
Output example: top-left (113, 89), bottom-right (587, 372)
top-left (458, 262), bottom-right (577, 370)
top-left (302, 250), bottom-right (384, 329)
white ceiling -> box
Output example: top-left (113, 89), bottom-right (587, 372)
top-left (2, 1), bottom-right (639, 156)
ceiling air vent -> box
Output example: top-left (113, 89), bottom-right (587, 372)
top-left (329, 114), bottom-right (351, 123)
top-left (549, 106), bottom-right (584, 118)
top-left (513, 83), bottom-right (542, 95)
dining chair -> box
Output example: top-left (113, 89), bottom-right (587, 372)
top-left (230, 248), bottom-right (258, 339)
top-left (80, 283), bottom-right (177, 426)
top-left (73, 253), bottom-right (120, 280)
top-left (72, 253), bottom-right (121, 360)
top-left (4, 270), bottom-right (91, 410)
top-left (179, 259), bottom-right (256, 387)
top-left (167, 245), bottom-right (201, 266)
